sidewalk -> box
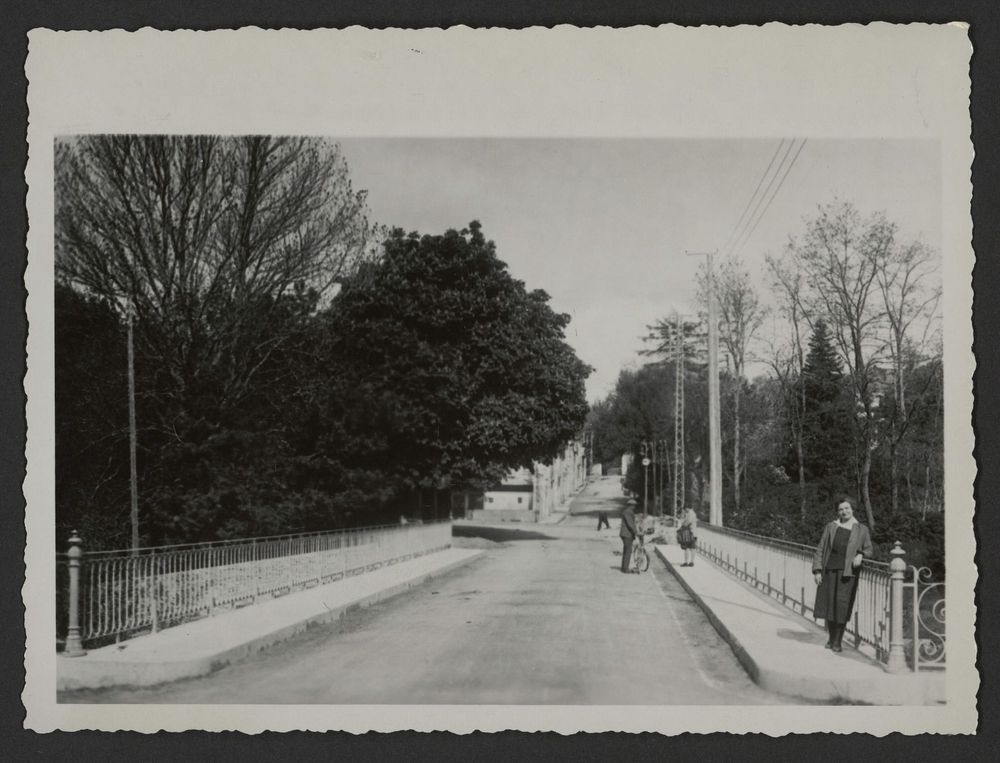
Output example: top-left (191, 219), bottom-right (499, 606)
top-left (58, 547), bottom-right (483, 692)
top-left (654, 543), bottom-right (945, 705)
top-left (537, 506), bottom-right (570, 525)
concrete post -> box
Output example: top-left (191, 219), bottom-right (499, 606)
top-left (151, 553), bottom-right (160, 632)
top-left (886, 541), bottom-right (908, 673)
top-left (64, 531), bottom-right (87, 657)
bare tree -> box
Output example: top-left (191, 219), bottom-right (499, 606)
top-left (55, 135), bottom-right (378, 427)
top-left (786, 201), bottom-right (892, 529)
top-left (764, 255), bottom-right (812, 519)
top-left (872, 239), bottom-right (942, 514)
top-left (698, 256), bottom-right (768, 513)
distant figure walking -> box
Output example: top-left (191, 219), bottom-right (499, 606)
top-left (812, 497), bottom-right (874, 653)
top-left (597, 511), bottom-right (610, 530)
top-left (619, 499), bottom-right (639, 573)
top-left (678, 507), bottom-right (698, 566)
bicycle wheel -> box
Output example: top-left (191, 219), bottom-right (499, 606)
top-left (634, 546), bottom-right (650, 573)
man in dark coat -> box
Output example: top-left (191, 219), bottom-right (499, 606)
top-left (619, 499), bottom-right (639, 573)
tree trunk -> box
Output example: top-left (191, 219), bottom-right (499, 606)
top-left (861, 449), bottom-right (875, 530)
top-left (798, 369), bottom-right (807, 520)
top-left (905, 449), bottom-right (915, 514)
top-left (889, 439), bottom-right (899, 515)
top-left (923, 462), bottom-right (931, 520)
top-left (797, 439), bottom-right (807, 520)
top-left (733, 381), bottom-right (742, 513)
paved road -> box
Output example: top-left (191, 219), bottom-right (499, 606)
top-left (64, 477), bottom-right (798, 704)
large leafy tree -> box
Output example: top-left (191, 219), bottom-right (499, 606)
top-left (588, 365), bottom-right (673, 466)
top-left (55, 135), bottom-right (379, 544)
top-left (315, 222), bottom-right (591, 497)
top-left (588, 364), bottom-right (674, 503)
top-left (587, 355), bottom-right (714, 513)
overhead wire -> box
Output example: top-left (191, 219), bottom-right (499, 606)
top-left (727, 139), bottom-right (796, 256)
top-left (732, 138), bottom-right (807, 257)
top-left (720, 139), bottom-right (787, 256)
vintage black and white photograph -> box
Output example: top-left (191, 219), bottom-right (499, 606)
top-left (23, 25), bottom-right (976, 734)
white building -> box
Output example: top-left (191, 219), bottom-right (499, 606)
top-left (483, 467), bottom-right (534, 512)
top-left (469, 440), bottom-right (587, 523)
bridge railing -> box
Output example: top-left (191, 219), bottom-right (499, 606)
top-left (59, 520), bottom-right (452, 651)
top-left (695, 523), bottom-right (944, 672)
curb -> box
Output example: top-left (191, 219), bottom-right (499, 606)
top-left (58, 550), bottom-right (483, 692)
top-left (655, 545), bottom-right (767, 688)
top-left (654, 545), bottom-right (945, 705)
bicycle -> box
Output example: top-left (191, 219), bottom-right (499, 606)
top-left (631, 532), bottom-right (651, 574)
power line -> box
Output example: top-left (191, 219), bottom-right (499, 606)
top-left (721, 139), bottom-right (787, 256)
top-left (728, 139), bottom-right (795, 256)
top-left (724, 140), bottom-right (791, 256)
top-left (733, 138), bottom-right (807, 257)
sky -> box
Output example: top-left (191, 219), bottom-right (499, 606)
top-left (337, 139), bottom-right (941, 403)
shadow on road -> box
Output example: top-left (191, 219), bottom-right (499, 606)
top-left (452, 525), bottom-right (558, 542)
top-left (776, 628), bottom-right (821, 644)
top-left (569, 507), bottom-right (624, 519)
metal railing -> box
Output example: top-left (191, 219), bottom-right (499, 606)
top-left (60, 520), bottom-right (452, 651)
top-left (695, 523), bottom-right (944, 671)
top-left (909, 564), bottom-right (946, 670)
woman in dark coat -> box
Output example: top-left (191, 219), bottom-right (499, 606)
top-left (812, 497), bottom-right (874, 652)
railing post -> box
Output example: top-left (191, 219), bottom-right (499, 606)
top-left (886, 541), bottom-right (908, 673)
top-left (64, 531), bottom-right (87, 657)
top-left (343, 530), bottom-right (349, 578)
top-left (151, 553), bottom-right (159, 633)
top-left (253, 539), bottom-right (259, 602)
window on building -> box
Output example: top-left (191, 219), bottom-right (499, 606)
top-left (517, 497), bottom-right (523, 504)
top-left (486, 496), bottom-right (494, 504)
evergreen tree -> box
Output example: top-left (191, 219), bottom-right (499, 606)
top-left (800, 319), bottom-right (853, 485)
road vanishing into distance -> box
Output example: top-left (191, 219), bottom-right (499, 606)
top-left (63, 477), bottom-right (800, 705)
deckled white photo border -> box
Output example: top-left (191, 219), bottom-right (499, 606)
top-left (23, 24), bottom-right (976, 734)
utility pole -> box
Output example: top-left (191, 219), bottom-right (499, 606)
top-left (658, 439), bottom-right (666, 516)
top-left (672, 311), bottom-right (685, 524)
top-left (687, 251), bottom-right (723, 526)
top-left (127, 301), bottom-right (139, 552)
top-left (641, 440), bottom-right (650, 515)
top-left (650, 434), bottom-right (660, 514)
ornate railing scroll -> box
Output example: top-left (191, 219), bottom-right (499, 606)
top-left (909, 565), bottom-right (946, 670)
